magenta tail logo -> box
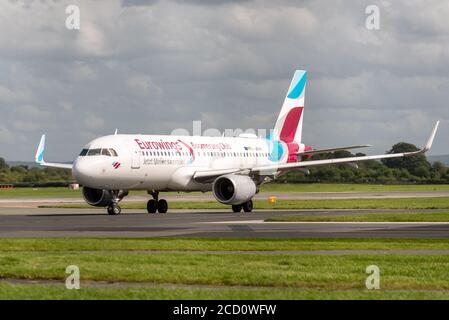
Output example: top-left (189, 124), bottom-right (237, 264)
top-left (112, 161), bottom-right (121, 169)
top-left (177, 139), bottom-right (195, 163)
top-left (280, 107), bottom-right (303, 143)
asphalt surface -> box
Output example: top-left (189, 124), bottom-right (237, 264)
top-left (1, 206), bottom-right (449, 238)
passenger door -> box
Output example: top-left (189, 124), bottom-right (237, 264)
top-left (131, 148), bottom-right (140, 169)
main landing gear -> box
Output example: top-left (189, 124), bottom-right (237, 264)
top-left (147, 191), bottom-right (168, 214)
top-left (232, 200), bottom-right (253, 213)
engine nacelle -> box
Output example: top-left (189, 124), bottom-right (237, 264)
top-left (82, 187), bottom-right (113, 207)
top-left (212, 174), bottom-right (257, 205)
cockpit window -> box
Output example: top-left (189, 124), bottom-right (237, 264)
top-left (87, 148), bottom-right (101, 156)
top-left (101, 149), bottom-right (112, 156)
top-left (79, 148), bottom-right (118, 157)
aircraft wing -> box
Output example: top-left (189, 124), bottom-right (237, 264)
top-left (251, 121), bottom-right (439, 175)
top-left (193, 168), bottom-right (247, 183)
top-left (35, 135), bottom-right (73, 170)
top-left (193, 121), bottom-right (439, 182)
top-left (296, 144), bottom-right (372, 156)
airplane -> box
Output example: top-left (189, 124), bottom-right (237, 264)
top-left (34, 70), bottom-right (440, 215)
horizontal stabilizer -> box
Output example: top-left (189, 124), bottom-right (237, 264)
top-left (297, 144), bottom-right (372, 156)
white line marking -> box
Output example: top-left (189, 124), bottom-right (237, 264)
top-left (203, 220), bottom-right (449, 225)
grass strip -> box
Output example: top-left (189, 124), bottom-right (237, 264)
top-left (39, 197), bottom-right (449, 210)
top-left (3, 183), bottom-right (449, 198)
top-left (1, 282), bottom-right (449, 300)
top-left (1, 251), bottom-right (449, 290)
top-left (1, 238), bottom-right (449, 252)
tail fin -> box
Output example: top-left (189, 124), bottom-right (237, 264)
top-left (273, 70), bottom-right (306, 143)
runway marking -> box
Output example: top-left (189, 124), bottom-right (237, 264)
top-left (204, 220), bottom-right (449, 225)
top-left (202, 220), bottom-right (265, 224)
top-left (265, 221), bottom-right (449, 225)
top-left (0, 206), bottom-right (35, 209)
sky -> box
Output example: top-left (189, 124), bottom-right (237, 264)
top-left (0, 0), bottom-right (448, 161)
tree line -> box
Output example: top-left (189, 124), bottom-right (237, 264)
top-left (283, 142), bottom-right (449, 184)
top-left (0, 142), bottom-right (448, 186)
top-left (0, 158), bottom-right (72, 187)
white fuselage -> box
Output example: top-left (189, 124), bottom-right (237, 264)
top-left (72, 134), bottom-right (302, 192)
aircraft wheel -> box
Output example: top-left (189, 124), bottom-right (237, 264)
top-left (232, 204), bottom-right (242, 213)
top-left (157, 199), bottom-right (168, 213)
top-left (108, 205), bottom-right (121, 215)
top-left (147, 199), bottom-right (158, 214)
top-left (242, 200), bottom-right (253, 213)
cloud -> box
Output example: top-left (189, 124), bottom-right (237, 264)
top-left (0, 85), bottom-right (31, 103)
top-left (65, 62), bottom-right (97, 81)
top-left (12, 120), bottom-right (46, 132)
top-left (0, 0), bottom-right (448, 161)
top-left (0, 125), bottom-right (14, 143)
top-left (84, 113), bottom-right (106, 130)
top-left (126, 75), bottom-right (163, 96)
top-left (121, 0), bottom-right (159, 7)
top-left (16, 105), bottom-right (50, 118)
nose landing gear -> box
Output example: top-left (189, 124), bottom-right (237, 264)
top-left (106, 190), bottom-right (127, 215)
top-left (147, 190), bottom-right (168, 214)
top-left (107, 204), bottom-right (121, 215)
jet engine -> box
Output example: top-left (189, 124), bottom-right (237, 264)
top-left (212, 174), bottom-right (257, 205)
top-left (82, 187), bottom-right (113, 207)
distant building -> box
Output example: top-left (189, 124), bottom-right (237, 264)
top-left (68, 183), bottom-right (80, 190)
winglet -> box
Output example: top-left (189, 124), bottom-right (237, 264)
top-left (404, 121), bottom-right (439, 156)
top-left (33, 134), bottom-right (73, 169)
top-left (424, 121), bottom-right (439, 152)
top-left (35, 134), bottom-right (46, 164)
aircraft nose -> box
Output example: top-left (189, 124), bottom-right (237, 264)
top-left (73, 158), bottom-right (97, 185)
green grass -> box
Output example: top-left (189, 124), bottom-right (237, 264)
top-left (267, 212), bottom-right (449, 222)
top-left (260, 183), bottom-right (449, 193)
top-left (1, 238), bottom-right (449, 252)
top-left (0, 187), bottom-right (82, 198)
top-left (40, 197), bottom-right (449, 210)
top-left (2, 282), bottom-right (449, 300)
top-left (1, 238), bottom-right (449, 299)
top-left (1, 251), bottom-right (449, 290)
top-left (2, 183), bottom-right (449, 198)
